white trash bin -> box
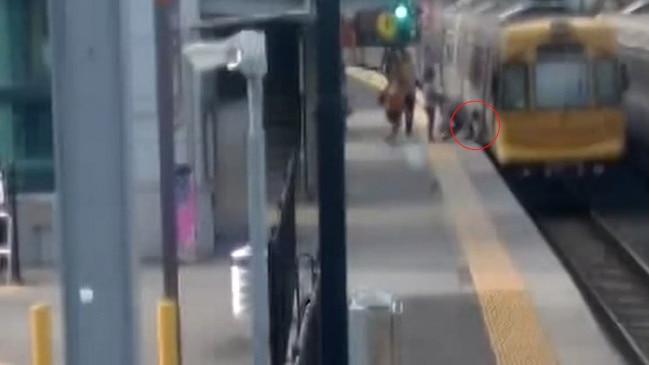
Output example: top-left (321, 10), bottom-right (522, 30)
top-left (348, 289), bottom-right (403, 365)
top-left (230, 243), bottom-right (252, 337)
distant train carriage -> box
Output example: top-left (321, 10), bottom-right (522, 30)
top-left (440, 12), bottom-right (629, 176)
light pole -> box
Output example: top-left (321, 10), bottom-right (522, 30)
top-left (182, 30), bottom-right (270, 365)
top-left (49, 0), bottom-right (139, 361)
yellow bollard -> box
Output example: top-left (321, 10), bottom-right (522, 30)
top-left (29, 303), bottom-right (52, 365)
top-left (157, 299), bottom-right (179, 365)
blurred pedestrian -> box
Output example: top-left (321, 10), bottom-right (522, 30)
top-left (433, 95), bottom-right (477, 141)
top-left (380, 47), bottom-right (417, 141)
top-left (421, 64), bottom-right (438, 142)
top-left (379, 81), bottom-right (407, 142)
top-left (389, 48), bottom-right (417, 137)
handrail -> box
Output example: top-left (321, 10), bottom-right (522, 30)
top-left (268, 150), bottom-right (300, 365)
top-left (270, 153), bottom-right (298, 243)
top-left (291, 278), bottom-right (321, 365)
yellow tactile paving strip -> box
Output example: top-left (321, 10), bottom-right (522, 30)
top-left (347, 66), bottom-right (559, 365)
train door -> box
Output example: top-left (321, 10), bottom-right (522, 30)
top-left (481, 47), bottom-right (496, 145)
top-left (459, 31), bottom-right (469, 97)
top-left (452, 14), bottom-right (463, 64)
top-left (202, 74), bottom-right (218, 194)
top-left (442, 28), bottom-right (455, 93)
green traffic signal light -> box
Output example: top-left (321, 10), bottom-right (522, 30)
top-left (394, 4), bottom-right (408, 19)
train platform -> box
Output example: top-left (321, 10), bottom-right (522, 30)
top-left (343, 68), bottom-right (627, 364)
top-left (0, 69), bottom-right (630, 365)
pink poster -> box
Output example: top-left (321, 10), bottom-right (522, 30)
top-left (176, 165), bottom-right (197, 260)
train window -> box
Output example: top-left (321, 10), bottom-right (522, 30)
top-left (593, 60), bottom-right (622, 106)
top-left (538, 44), bottom-right (584, 55)
top-left (444, 42), bottom-right (454, 63)
top-left (499, 63), bottom-right (528, 110)
top-left (470, 47), bottom-right (484, 84)
top-left (535, 59), bottom-right (589, 109)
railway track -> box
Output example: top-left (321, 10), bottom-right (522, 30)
top-left (502, 167), bottom-right (649, 365)
top-left (537, 211), bottom-right (649, 365)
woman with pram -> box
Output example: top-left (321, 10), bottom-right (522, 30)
top-left (378, 47), bottom-right (417, 142)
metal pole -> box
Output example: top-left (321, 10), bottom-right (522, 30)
top-left (298, 33), bottom-right (310, 198)
top-left (315, 0), bottom-right (349, 363)
top-left (153, 0), bottom-right (180, 303)
top-left (181, 31), bottom-right (269, 363)
top-left (48, 0), bottom-right (139, 361)
top-left (7, 162), bottom-right (20, 283)
top-left (153, 0), bottom-right (183, 359)
top-left (217, 30), bottom-right (271, 365)
top-left (245, 69), bottom-right (271, 365)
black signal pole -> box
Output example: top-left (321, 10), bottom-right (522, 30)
top-left (315, 0), bottom-right (349, 363)
top-left (153, 0), bottom-right (182, 361)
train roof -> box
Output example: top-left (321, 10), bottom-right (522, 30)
top-left (501, 16), bottom-right (617, 35)
top-left (453, 14), bottom-right (618, 53)
top-left (506, 17), bottom-right (618, 58)
top-left (444, 1), bottom-right (563, 31)
top-left (500, 6), bottom-right (573, 21)
top-left (455, 5), bottom-right (615, 32)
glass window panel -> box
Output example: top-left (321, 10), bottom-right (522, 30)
top-left (594, 59), bottom-right (621, 106)
top-left (500, 63), bottom-right (528, 110)
top-left (535, 60), bottom-right (590, 108)
top-left (0, 0), bottom-right (54, 193)
top-left (11, 101), bottom-right (54, 192)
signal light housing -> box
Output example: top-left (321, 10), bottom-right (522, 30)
top-left (391, 1), bottom-right (419, 44)
top-left (394, 4), bottom-right (408, 19)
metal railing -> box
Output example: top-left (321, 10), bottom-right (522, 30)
top-left (267, 151), bottom-right (324, 365)
top-left (292, 279), bottom-right (321, 365)
top-left (0, 163), bottom-right (20, 284)
top-left (268, 151), bottom-right (299, 365)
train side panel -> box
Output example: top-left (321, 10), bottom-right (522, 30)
top-left (494, 109), bottom-right (626, 165)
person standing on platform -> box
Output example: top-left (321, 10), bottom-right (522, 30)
top-left (421, 64), bottom-right (439, 142)
top-left (381, 47), bottom-right (417, 141)
top-left (391, 48), bottom-right (417, 138)
top-left (379, 81), bottom-right (407, 142)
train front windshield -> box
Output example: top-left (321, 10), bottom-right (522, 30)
top-left (500, 46), bottom-right (624, 110)
top-left (500, 63), bottom-right (528, 109)
top-left (593, 60), bottom-right (624, 106)
top-left (535, 57), bottom-right (623, 108)
top-left (535, 54), bottom-right (590, 109)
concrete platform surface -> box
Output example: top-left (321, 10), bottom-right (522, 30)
top-left (345, 69), bottom-right (627, 365)
top-left (0, 73), bottom-right (630, 365)
top-left (344, 96), bottom-right (496, 364)
top-left (0, 264), bottom-right (252, 365)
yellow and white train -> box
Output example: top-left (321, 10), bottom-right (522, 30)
top-left (432, 7), bottom-right (629, 176)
